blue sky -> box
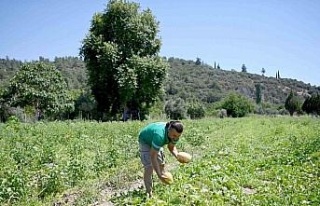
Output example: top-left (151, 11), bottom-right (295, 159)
top-left (1, 0), bottom-right (319, 86)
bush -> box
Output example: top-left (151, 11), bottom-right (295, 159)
top-left (187, 101), bottom-right (205, 119)
top-left (164, 97), bottom-right (187, 119)
top-left (221, 92), bottom-right (254, 117)
top-left (278, 108), bottom-right (289, 115)
top-left (285, 90), bottom-right (301, 116)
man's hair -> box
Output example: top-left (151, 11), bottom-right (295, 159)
top-left (166, 120), bottom-right (183, 133)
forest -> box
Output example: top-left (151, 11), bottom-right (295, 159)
top-left (1, 56), bottom-right (319, 122)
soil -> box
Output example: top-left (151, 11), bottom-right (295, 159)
top-left (54, 163), bottom-right (178, 206)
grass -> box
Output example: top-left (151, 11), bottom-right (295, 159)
top-left (0, 116), bottom-right (319, 205)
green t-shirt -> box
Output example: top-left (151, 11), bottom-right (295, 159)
top-left (139, 122), bottom-right (178, 151)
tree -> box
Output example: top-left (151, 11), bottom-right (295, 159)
top-left (241, 64), bottom-right (247, 73)
top-left (285, 90), bottom-right (301, 116)
top-left (302, 96), bottom-right (312, 115)
top-left (7, 62), bottom-right (74, 120)
top-left (187, 99), bottom-right (205, 119)
top-left (166, 81), bottom-right (178, 95)
top-left (302, 93), bottom-right (320, 115)
top-left (261, 68), bottom-right (265, 76)
top-left (164, 97), bottom-right (187, 119)
top-left (80, 0), bottom-right (168, 120)
top-left (276, 70), bottom-right (281, 79)
top-left (195, 57), bottom-right (201, 65)
top-left (255, 83), bottom-right (264, 104)
top-left (221, 92), bottom-right (254, 117)
top-left (74, 91), bottom-right (97, 120)
top-left (0, 87), bottom-right (12, 122)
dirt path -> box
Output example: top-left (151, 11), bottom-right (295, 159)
top-left (53, 163), bottom-right (178, 206)
top-left (90, 163), bottom-right (178, 206)
top-left (90, 179), bottom-right (144, 206)
top-left (90, 152), bottom-right (203, 206)
top-left (55, 152), bottom-right (200, 206)
top-left (53, 176), bottom-right (145, 206)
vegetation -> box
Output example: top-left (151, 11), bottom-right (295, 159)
top-left (241, 64), bottom-right (247, 73)
top-left (285, 90), bottom-right (302, 116)
top-left (0, 116), bottom-right (318, 205)
top-left (255, 83), bottom-right (264, 105)
top-left (79, 0), bottom-right (169, 120)
top-left (1, 62), bottom-right (73, 122)
top-left (220, 92), bottom-right (254, 117)
top-left (0, 1), bottom-right (319, 204)
top-left (164, 97), bottom-right (187, 119)
top-left (1, 56), bottom-right (320, 121)
top-left (186, 99), bottom-right (206, 119)
top-left (0, 0), bottom-right (320, 121)
top-left (302, 93), bottom-right (320, 115)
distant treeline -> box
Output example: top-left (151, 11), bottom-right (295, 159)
top-left (0, 56), bottom-right (319, 122)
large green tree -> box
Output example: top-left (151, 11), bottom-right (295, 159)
top-left (80, 0), bottom-right (169, 120)
top-left (7, 62), bottom-right (74, 120)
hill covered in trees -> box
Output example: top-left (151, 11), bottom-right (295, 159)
top-left (1, 56), bottom-right (319, 120)
top-left (165, 57), bottom-right (319, 105)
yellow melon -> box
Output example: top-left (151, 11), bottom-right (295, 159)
top-left (162, 171), bottom-right (174, 184)
top-left (177, 152), bottom-right (192, 163)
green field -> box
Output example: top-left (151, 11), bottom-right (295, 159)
top-left (0, 116), bottom-right (319, 205)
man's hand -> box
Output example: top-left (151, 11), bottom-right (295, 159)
top-left (159, 172), bottom-right (173, 184)
top-left (159, 174), bottom-right (170, 184)
top-left (176, 152), bottom-right (192, 163)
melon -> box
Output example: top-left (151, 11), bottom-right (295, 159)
top-left (177, 152), bottom-right (192, 163)
top-left (162, 171), bottom-right (174, 184)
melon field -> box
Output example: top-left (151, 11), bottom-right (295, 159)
top-left (0, 116), bottom-right (319, 205)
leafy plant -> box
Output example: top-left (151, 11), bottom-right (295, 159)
top-left (285, 90), bottom-right (301, 116)
top-left (221, 92), bottom-right (254, 117)
top-left (7, 62), bottom-right (74, 120)
top-left (80, 0), bottom-right (168, 119)
top-left (0, 117), bottom-right (319, 205)
top-left (0, 168), bottom-right (27, 202)
top-left (187, 100), bottom-right (205, 119)
top-left (36, 164), bottom-right (64, 199)
top-left (164, 97), bottom-right (187, 119)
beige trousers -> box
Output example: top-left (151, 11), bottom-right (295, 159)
top-left (139, 142), bottom-right (165, 194)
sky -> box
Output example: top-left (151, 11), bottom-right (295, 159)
top-left (0, 0), bottom-right (319, 86)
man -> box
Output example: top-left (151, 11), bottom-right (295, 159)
top-left (138, 120), bottom-right (184, 197)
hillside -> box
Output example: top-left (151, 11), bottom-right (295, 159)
top-left (165, 57), bottom-right (320, 107)
top-left (1, 56), bottom-right (319, 108)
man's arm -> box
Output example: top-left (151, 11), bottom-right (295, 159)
top-left (150, 148), bottom-right (163, 178)
top-left (167, 142), bottom-right (179, 158)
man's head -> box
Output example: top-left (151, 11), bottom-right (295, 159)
top-left (166, 120), bottom-right (183, 141)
